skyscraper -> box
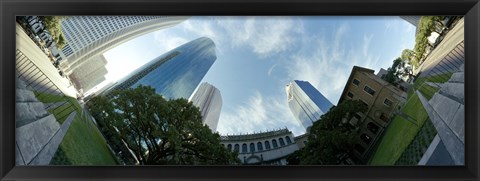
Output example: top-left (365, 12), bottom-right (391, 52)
top-left (107, 37), bottom-right (217, 100)
top-left (189, 82), bottom-right (222, 131)
top-left (286, 80), bottom-right (334, 130)
top-left (59, 16), bottom-right (189, 75)
top-left (68, 54), bottom-right (108, 93)
top-left (399, 16), bottom-right (421, 28)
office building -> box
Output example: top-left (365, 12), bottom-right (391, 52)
top-left (68, 54), bottom-right (108, 93)
top-left (400, 16), bottom-right (421, 28)
top-left (189, 82), bottom-right (222, 132)
top-left (59, 16), bottom-right (189, 75)
top-left (285, 80), bottom-right (334, 130)
top-left (107, 37), bottom-right (217, 100)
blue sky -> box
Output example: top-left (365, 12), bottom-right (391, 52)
top-left (100, 16), bottom-right (416, 136)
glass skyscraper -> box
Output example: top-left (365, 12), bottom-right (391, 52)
top-left (107, 37), bottom-right (217, 100)
top-left (285, 80), bottom-right (334, 130)
top-left (189, 82), bottom-right (222, 132)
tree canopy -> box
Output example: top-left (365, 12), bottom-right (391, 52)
top-left (87, 85), bottom-right (240, 165)
top-left (42, 16), bottom-right (66, 49)
top-left (411, 16), bottom-right (446, 68)
top-left (287, 100), bottom-right (368, 165)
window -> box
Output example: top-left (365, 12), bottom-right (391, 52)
top-left (367, 122), bottom-right (379, 134)
top-left (360, 100), bottom-right (369, 108)
top-left (352, 78), bottom-right (360, 86)
top-left (234, 144), bottom-right (240, 152)
top-left (227, 144), bottom-right (232, 151)
top-left (363, 85), bottom-right (376, 96)
top-left (285, 136), bottom-right (292, 144)
top-left (354, 113), bottom-right (362, 120)
top-left (384, 98), bottom-right (393, 107)
top-left (360, 134), bottom-right (372, 144)
top-left (347, 91), bottom-right (354, 98)
top-left (279, 138), bottom-right (285, 146)
top-left (272, 139), bottom-right (278, 148)
top-left (242, 143), bottom-right (248, 153)
top-left (265, 141), bottom-right (271, 150)
top-left (303, 141), bottom-right (307, 146)
top-left (257, 142), bottom-right (263, 151)
top-left (250, 143), bottom-right (255, 153)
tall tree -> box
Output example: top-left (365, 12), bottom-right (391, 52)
top-left (88, 85), bottom-right (240, 165)
top-left (288, 100), bottom-right (368, 165)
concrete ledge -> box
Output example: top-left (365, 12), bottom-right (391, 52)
top-left (16, 88), bottom-right (38, 102)
top-left (16, 114), bottom-right (60, 164)
top-left (439, 82), bottom-right (464, 103)
top-left (417, 91), bottom-right (464, 165)
top-left (449, 72), bottom-right (464, 83)
top-left (16, 102), bottom-right (49, 127)
top-left (429, 93), bottom-right (461, 125)
top-left (29, 111), bottom-right (76, 165)
top-left (418, 134), bottom-right (440, 165)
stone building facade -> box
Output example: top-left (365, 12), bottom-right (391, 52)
top-left (338, 66), bottom-right (407, 163)
top-left (220, 128), bottom-right (299, 165)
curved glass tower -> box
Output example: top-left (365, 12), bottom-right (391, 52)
top-left (286, 80), bottom-right (334, 130)
top-left (108, 37), bottom-right (217, 100)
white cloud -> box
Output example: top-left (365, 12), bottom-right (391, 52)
top-left (363, 34), bottom-right (374, 56)
top-left (216, 91), bottom-right (305, 136)
top-left (153, 31), bottom-right (188, 52)
top-left (215, 17), bottom-right (302, 57)
top-left (267, 64), bottom-right (277, 76)
top-left (286, 23), bottom-right (384, 104)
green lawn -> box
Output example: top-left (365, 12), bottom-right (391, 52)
top-left (34, 91), bottom-right (67, 103)
top-left (34, 92), bottom-right (118, 165)
top-left (48, 103), bottom-right (76, 124)
top-left (368, 94), bottom-right (429, 165)
top-left (51, 113), bottom-right (118, 165)
top-left (368, 72), bottom-right (453, 165)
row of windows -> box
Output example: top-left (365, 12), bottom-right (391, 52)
top-left (349, 78), bottom-right (393, 108)
top-left (225, 136), bottom-right (293, 153)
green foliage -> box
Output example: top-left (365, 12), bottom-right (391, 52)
top-left (42, 16), bottom-right (66, 48)
top-left (289, 100), bottom-right (368, 165)
top-left (411, 16), bottom-right (446, 68)
top-left (369, 94), bottom-right (429, 165)
top-left (88, 85), bottom-right (240, 165)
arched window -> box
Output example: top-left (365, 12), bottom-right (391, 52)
top-left (367, 122), bottom-right (379, 133)
top-left (227, 144), bottom-right (232, 151)
top-left (265, 141), bottom-right (271, 150)
top-left (250, 143), bottom-right (255, 153)
top-left (279, 138), bottom-right (285, 146)
top-left (272, 139), bottom-right (278, 148)
top-left (285, 136), bottom-right (292, 144)
top-left (360, 134), bottom-right (372, 144)
top-left (234, 144), bottom-right (240, 152)
top-left (242, 143), bottom-right (248, 153)
top-left (303, 141), bottom-right (307, 146)
top-left (257, 142), bottom-right (263, 151)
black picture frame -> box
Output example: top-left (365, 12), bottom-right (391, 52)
top-left (1, 0), bottom-right (479, 180)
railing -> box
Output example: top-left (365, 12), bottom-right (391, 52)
top-left (414, 41), bottom-right (464, 100)
top-left (16, 49), bottom-right (78, 123)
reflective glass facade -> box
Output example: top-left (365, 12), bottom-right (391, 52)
top-left (109, 37), bottom-right (216, 100)
top-left (286, 80), bottom-right (334, 130)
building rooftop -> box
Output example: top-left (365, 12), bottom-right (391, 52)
top-left (220, 128), bottom-right (292, 141)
